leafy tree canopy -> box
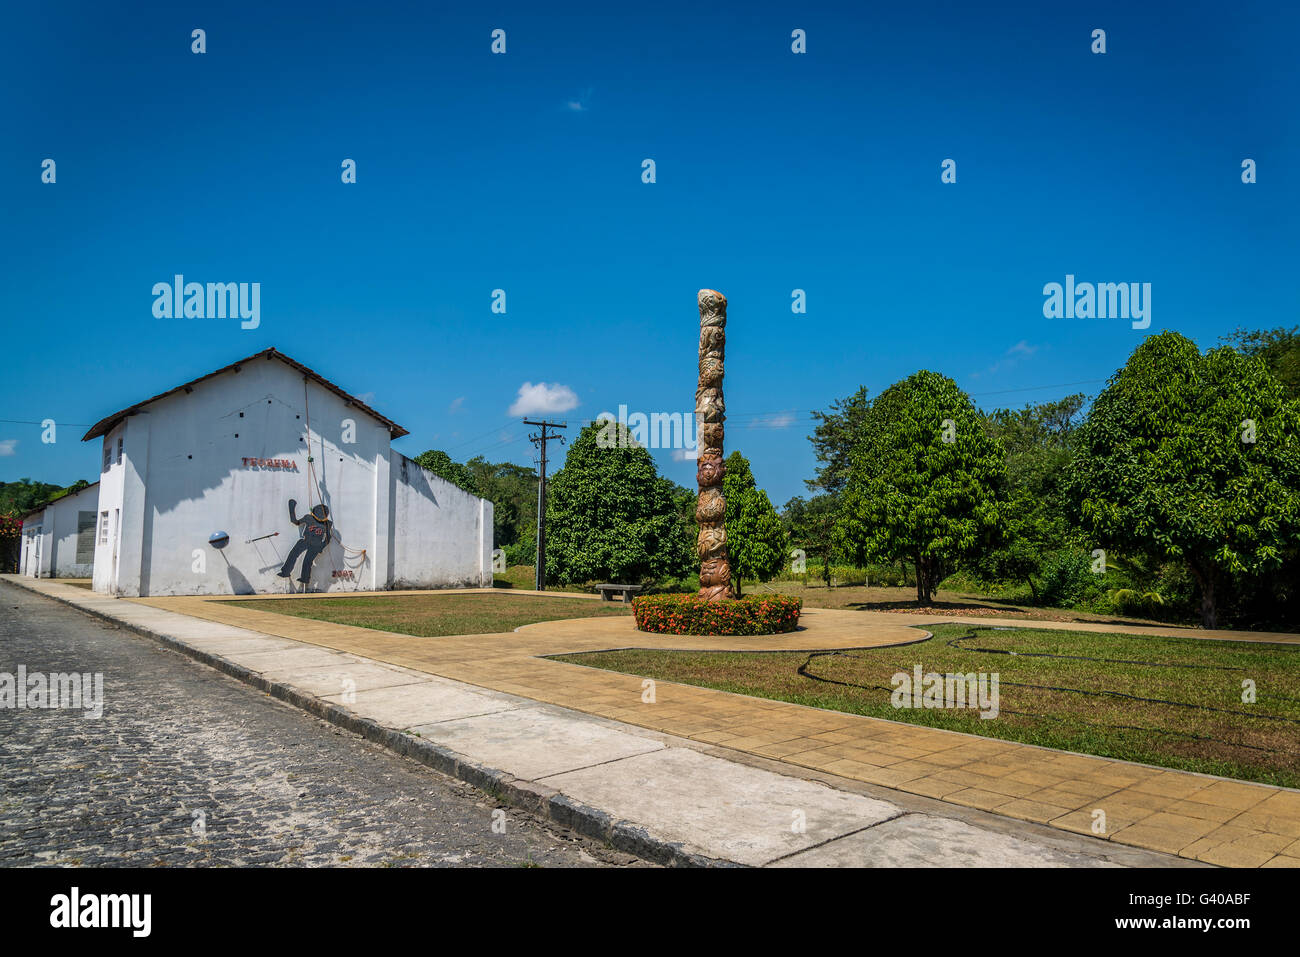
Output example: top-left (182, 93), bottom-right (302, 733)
top-left (544, 423), bottom-right (693, 585)
top-left (806, 386), bottom-right (870, 497)
top-left (1066, 331), bottom-right (1300, 628)
top-left (722, 451), bottom-right (787, 596)
top-left (834, 371), bottom-right (1009, 602)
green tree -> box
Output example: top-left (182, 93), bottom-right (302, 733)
top-left (834, 371), bottom-right (1009, 603)
top-left (805, 386), bottom-right (870, 496)
top-left (979, 394), bottom-right (1086, 600)
top-left (0, 478), bottom-right (65, 516)
top-left (1067, 331), bottom-right (1300, 629)
top-left (1223, 326), bottom-right (1300, 399)
top-left (722, 452), bottom-right (787, 596)
top-left (463, 456), bottom-right (538, 549)
top-left (413, 450), bottom-right (479, 496)
top-left (544, 423), bottom-right (693, 584)
top-left (782, 494), bottom-right (839, 587)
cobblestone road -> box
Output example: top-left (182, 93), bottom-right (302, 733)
top-left (0, 583), bottom-right (646, 867)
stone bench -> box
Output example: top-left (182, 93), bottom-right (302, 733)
top-left (595, 583), bottom-right (643, 603)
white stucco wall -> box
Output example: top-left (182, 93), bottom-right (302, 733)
top-left (87, 353), bottom-right (492, 596)
top-left (19, 483), bottom-right (99, 578)
top-left (92, 422), bottom-right (127, 594)
top-left (388, 451), bottom-right (494, 589)
top-left (19, 512), bottom-right (44, 577)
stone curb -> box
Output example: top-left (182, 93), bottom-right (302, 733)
top-left (3, 579), bottom-right (737, 868)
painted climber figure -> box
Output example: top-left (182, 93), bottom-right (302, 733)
top-left (277, 498), bottom-right (332, 585)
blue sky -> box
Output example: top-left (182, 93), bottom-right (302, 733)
top-left (2, 0), bottom-right (1296, 506)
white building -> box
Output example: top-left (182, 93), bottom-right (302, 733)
top-left (80, 348), bottom-right (493, 597)
top-left (18, 482), bottom-right (100, 579)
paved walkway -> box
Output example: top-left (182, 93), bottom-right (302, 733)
top-left (9, 578), bottom-right (1299, 866)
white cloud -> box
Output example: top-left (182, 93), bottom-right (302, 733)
top-left (565, 87), bottom-right (594, 112)
top-left (749, 412), bottom-right (797, 429)
top-left (974, 341), bottom-right (1042, 379)
top-left (508, 382), bottom-right (579, 417)
top-left (671, 447), bottom-right (699, 462)
top-left (0, 439), bottom-right (15, 456)
top-left (448, 396), bottom-right (465, 414)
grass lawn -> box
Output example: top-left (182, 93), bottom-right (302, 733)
top-left (758, 580), bottom-right (1180, 627)
top-left (552, 623), bottom-right (1300, 789)
top-left (226, 592), bottom-right (630, 637)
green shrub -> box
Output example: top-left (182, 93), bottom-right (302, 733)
top-left (632, 593), bottom-right (802, 636)
top-left (503, 538), bottom-right (535, 566)
top-left (1107, 588), bottom-right (1166, 618)
top-left (1038, 549), bottom-right (1106, 607)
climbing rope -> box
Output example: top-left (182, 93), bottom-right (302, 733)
top-left (298, 378), bottom-right (367, 591)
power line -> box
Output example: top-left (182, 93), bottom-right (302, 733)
top-left (442, 423), bottom-right (516, 454)
top-left (564, 378), bottom-right (1108, 431)
top-left (524, 419), bottom-right (567, 592)
top-left (0, 419), bottom-right (93, 427)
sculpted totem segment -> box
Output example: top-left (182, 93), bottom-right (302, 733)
top-left (696, 289), bottom-right (730, 602)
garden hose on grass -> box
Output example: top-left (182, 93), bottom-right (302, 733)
top-left (941, 631), bottom-right (1300, 707)
top-left (944, 633), bottom-right (1247, 671)
top-left (794, 630), bottom-right (1300, 757)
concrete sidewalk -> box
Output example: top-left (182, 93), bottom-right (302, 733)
top-left (1, 577), bottom-right (1195, 868)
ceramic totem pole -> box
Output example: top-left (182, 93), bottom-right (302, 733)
top-left (695, 289), bottom-right (730, 602)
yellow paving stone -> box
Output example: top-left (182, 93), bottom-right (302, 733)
top-left (1228, 810), bottom-right (1300, 839)
top-left (1078, 768), bottom-right (1162, 789)
top-left (993, 799), bottom-right (1080, 825)
top-left (1128, 772), bottom-right (1215, 800)
top-left (752, 740), bottom-right (824, 759)
top-left (800, 733), bottom-right (863, 748)
top-left (853, 766), bottom-right (938, 788)
top-left (1163, 799), bottom-right (1248, 824)
top-left (1111, 812), bottom-right (1223, 854)
top-left (1194, 825), bottom-right (1295, 854)
top-left (931, 768), bottom-right (1007, 789)
top-left (821, 758), bottom-right (888, 779)
top-left (1099, 788), bottom-right (1190, 812)
top-left (1022, 787), bottom-right (1096, 812)
top-left (844, 750), bottom-right (909, 768)
top-left (1246, 790), bottom-right (1300, 816)
top-left (1261, 855), bottom-right (1300, 868)
top-left (914, 749), bottom-right (976, 769)
top-left (884, 760), bottom-right (950, 778)
top-left (779, 744), bottom-right (851, 764)
top-left (945, 788), bottom-right (1016, 811)
top-left (1191, 844), bottom-right (1278, 868)
top-left (1036, 780), bottom-right (1126, 802)
top-left (1005, 768), bottom-right (1071, 788)
top-left (967, 776), bottom-right (1047, 799)
top-left (1052, 806), bottom-right (1153, 836)
top-left (1179, 781), bottom-right (1278, 811)
top-left (903, 775), bottom-right (971, 800)
top-left (688, 730), bottom-right (737, 744)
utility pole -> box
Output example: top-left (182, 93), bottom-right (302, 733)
top-left (524, 420), bottom-right (567, 591)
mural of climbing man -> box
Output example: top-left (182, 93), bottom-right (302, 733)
top-left (277, 498), bottom-right (333, 585)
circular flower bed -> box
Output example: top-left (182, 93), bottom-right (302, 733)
top-left (632, 593), bottom-right (802, 636)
